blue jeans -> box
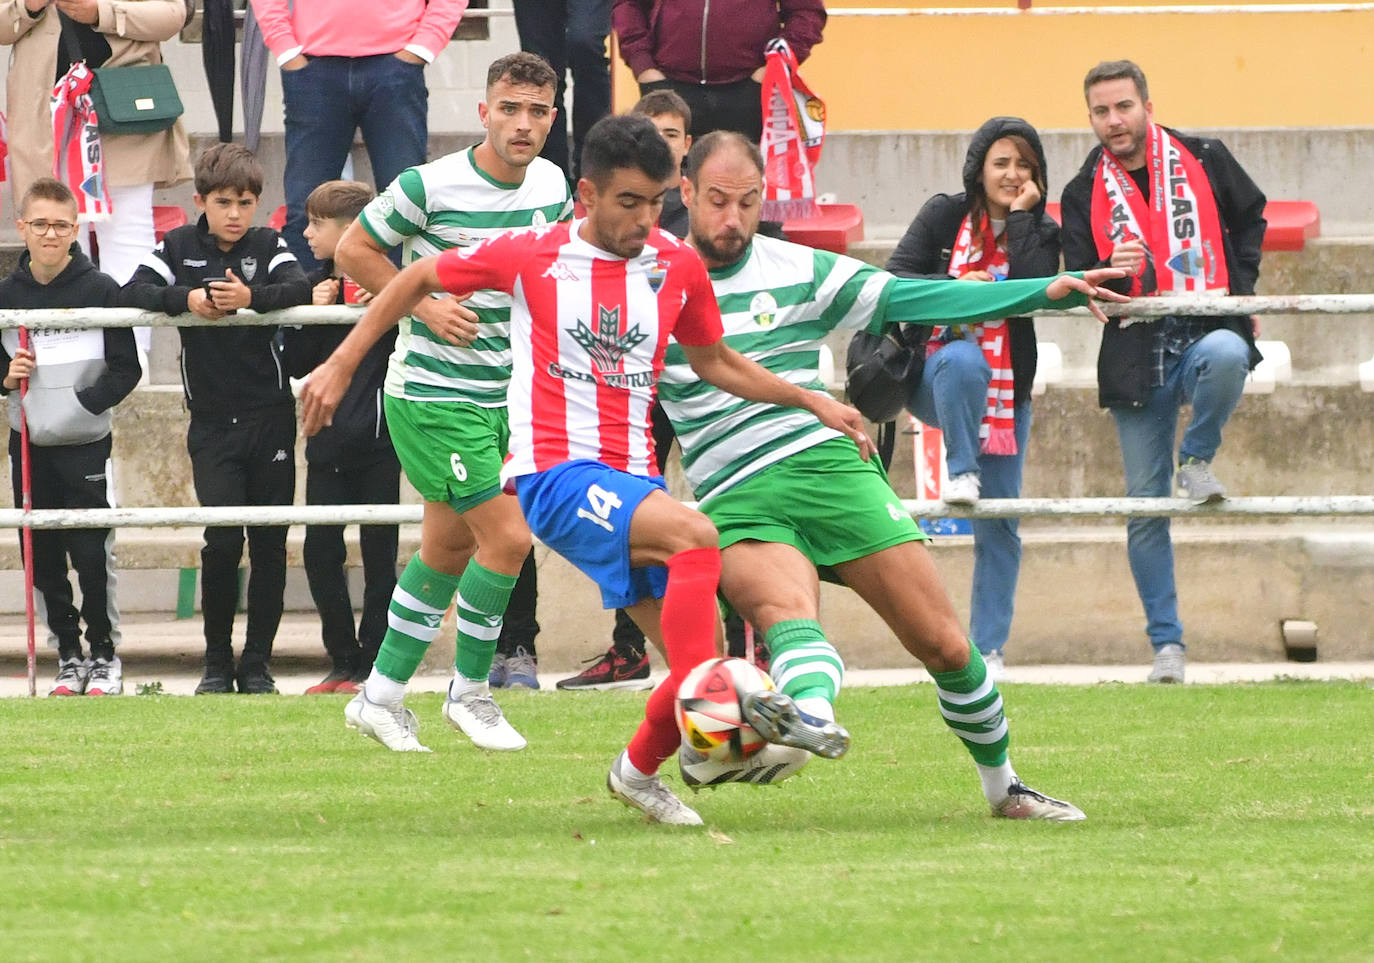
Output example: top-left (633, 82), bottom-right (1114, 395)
top-left (280, 54), bottom-right (429, 272)
top-left (513, 0), bottom-right (612, 181)
top-left (907, 340), bottom-right (1031, 655)
top-left (1111, 328), bottom-right (1250, 651)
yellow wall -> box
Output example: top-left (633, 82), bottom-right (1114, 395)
top-left (614, 1), bottom-right (1373, 131)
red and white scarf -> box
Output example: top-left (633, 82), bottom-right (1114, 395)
top-left (1089, 123), bottom-right (1227, 298)
top-left (926, 215), bottom-right (1017, 456)
top-left (50, 63), bottom-right (111, 219)
top-left (759, 38), bottom-right (824, 222)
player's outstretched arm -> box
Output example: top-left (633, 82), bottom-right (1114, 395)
top-left (300, 256), bottom-right (448, 436)
top-left (681, 340), bottom-right (875, 460)
top-left (1046, 267), bottom-right (1131, 323)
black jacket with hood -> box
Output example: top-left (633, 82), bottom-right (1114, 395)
top-left (280, 262), bottom-right (394, 469)
top-left (0, 247), bottom-right (140, 447)
top-left (1059, 127), bottom-right (1266, 408)
top-left (885, 116), bottom-right (1061, 406)
top-left (121, 215), bottom-right (311, 420)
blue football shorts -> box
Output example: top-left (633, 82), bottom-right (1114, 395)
top-left (515, 460), bottom-right (670, 609)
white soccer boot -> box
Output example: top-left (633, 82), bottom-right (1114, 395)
top-left (345, 691), bottom-right (431, 752)
top-left (679, 743), bottom-right (811, 791)
top-left (993, 779), bottom-right (1086, 821)
top-left (442, 681), bottom-right (527, 751)
top-left (607, 751), bottom-right (703, 826)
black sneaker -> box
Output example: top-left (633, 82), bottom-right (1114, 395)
top-left (195, 665), bottom-right (235, 695)
top-left (555, 646), bottom-right (652, 691)
top-left (235, 663), bottom-right (278, 695)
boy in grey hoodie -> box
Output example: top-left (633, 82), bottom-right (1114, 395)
top-left (1, 179), bottom-right (140, 696)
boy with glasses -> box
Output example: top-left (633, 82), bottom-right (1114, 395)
top-left (1, 178), bottom-right (141, 696)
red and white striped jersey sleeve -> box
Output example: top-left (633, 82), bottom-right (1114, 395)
top-left (433, 230), bottom-right (531, 296)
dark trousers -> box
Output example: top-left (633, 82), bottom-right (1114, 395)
top-left (10, 432), bottom-right (118, 661)
top-left (303, 452), bottom-right (401, 673)
top-left (513, 0), bottom-right (612, 181)
top-left (496, 547), bottom-right (541, 658)
top-left (642, 77), bottom-right (764, 142)
top-left (279, 54), bottom-right (428, 272)
top-left (188, 411), bottom-right (296, 670)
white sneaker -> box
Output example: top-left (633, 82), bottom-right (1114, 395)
top-left (943, 472), bottom-right (981, 506)
top-left (607, 751), bottom-right (703, 825)
top-left (994, 779), bottom-right (1086, 821)
top-left (86, 655), bottom-right (123, 696)
top-left (442, 681), bottom-right (527, 751)
top-left (50, 658), bottom-right (91, 697)
top-left (345, 691), bottom-right (431, 752)
top-left (982, 650), bottom-right (1004, 683)
top-left (1148, 643), bottom-right (1186, 684)
top-left (679, 743), bottom-right (811, 791)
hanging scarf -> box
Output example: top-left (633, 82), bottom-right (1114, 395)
top-left (1089, 123), bottom-right (1227, 298)
top-left (0, 111), bottom-right (8, 220)
top-left (759, 38), bottom-right (824, 222)
top-left (926, 214), bottom-right (1017, 455)
top-left (50, 62), bottom-right (111, 220)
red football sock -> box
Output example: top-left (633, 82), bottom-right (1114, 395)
top-left (625, 546), bottom-right (721, 773)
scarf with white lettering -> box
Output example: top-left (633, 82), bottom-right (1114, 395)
top-left (759, 38), bottom-right (824, 222)
top-left (50, 63), bottom-right (111, 220)
top-left (926, 214), bottom-right (1017, 455)
top-left (1089, 123), bottom-right (1227, 298)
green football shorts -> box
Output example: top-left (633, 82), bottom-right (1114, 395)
top-left (384, 394), bottom-right (507, 512)
top-left (701, 437), bottom-right (926, 567)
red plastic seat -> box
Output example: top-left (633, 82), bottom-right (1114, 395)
top-left (152, 205), bottom-right (187, 241)
top-left (1042, 200), bottom-right (1320, 252)
top-left (782, 203), bottom-right (864, 254)
top-left (269, 204), bottom-right (287, 231)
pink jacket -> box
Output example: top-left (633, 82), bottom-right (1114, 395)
top-left (249, 0), bottom-right (466, 63)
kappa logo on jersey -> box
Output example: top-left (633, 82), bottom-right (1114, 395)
top-left (646, 257), bottom-right (669, 294)
top-left (241, 257), bottom-right (257, 281)
top-left (750, 291), bottom-right (778, 327)
top-left (541, 260), bottom-right (580, 282)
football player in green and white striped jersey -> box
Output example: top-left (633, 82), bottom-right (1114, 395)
top-left (660, 132), bottom-right (1125, 819)
top-left (301, 53), bottom-right (571, 755)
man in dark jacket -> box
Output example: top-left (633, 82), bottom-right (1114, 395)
top-left (123, 144), bottom-right (312, 696)
top-left (613, 0), bottom-right (825, 142)
top-left (1060, 60), bottom-right (1266, 684)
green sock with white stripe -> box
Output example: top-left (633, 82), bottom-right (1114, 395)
top-left (766, 619), bottom-right (844, 712)
top-left (931, 642), bottom-right (1011, 768)
top-left (453, 560), bottom-right (518, 683)
top-left (373, 554), bottom-right (461, 685)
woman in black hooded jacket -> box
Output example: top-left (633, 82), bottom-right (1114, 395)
top-left (885, 116), bottom-right (1061, 675)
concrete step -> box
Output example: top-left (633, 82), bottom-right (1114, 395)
top-left (2, 523), bottom-right (1371, 670)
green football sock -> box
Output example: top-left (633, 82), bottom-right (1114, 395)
top-left (372, 554), bottom-right (461, 684)
top-left (453, 560), bottom-right (518, 683)
top-left (930, 642), bottom-right (1010, 768)
top-left (765, 619), bottom-right (844, 704)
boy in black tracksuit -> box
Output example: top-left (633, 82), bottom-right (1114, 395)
top-left (122, 144), bottom-right (311, 695)
top-left (2, 178), bottom-right (140, 697)
top-left (281, 181), bottom-right (400, 694)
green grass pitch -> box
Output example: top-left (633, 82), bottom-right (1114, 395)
top-left (1, 682), bottom-right (1370, 962)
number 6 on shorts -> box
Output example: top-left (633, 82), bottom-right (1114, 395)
top-left (577, 484), bottom-right (623, 533)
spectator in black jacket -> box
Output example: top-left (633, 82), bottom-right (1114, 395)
top-left (1060, 60), bottom-right (1266, 684)
top-left (282, 180), bottom-right (400, 695)
top-left (123, 143), bottom-right (312, 695)
top-left (887, 117), bottom-right (1061, 680)
top-left (2, 178), bottom-right (140, 698)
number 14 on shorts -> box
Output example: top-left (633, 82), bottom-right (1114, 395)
top-left (578, 484), bottom-right (623, 532)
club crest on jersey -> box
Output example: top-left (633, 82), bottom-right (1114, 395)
top-left (371, 192), bottom-right (395, 220)
top-left (240, 256), bottom-right (257, 281)
top-left (750, 291), bottom-right (778, 327)
top-left (646, 257), bottom-right (669, 294)
top-left (567, 304), bottom-right (649, 377)
top-left (531, 209), bottom-right (548, 228)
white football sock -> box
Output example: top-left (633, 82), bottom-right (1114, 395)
top-left (364, 667), bottom-right (406, 706)
top-left (976, 760), bottom-right (1018, 805)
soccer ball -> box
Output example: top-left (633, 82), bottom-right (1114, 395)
top-left (675, 657), bottom-right (775, 762)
